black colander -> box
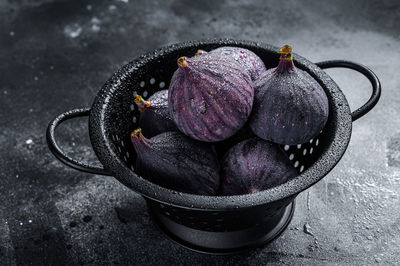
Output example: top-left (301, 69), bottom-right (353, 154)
top-left (47, 39), bottom-right (381, 254)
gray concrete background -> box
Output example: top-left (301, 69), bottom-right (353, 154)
top-left (0, 0), bottom-right (399, 265)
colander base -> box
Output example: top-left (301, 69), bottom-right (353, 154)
top-left (147, 200), bottom-right (295, 255)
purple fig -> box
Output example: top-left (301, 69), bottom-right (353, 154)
top-left (249, 45), bottom-right (329, 145)
top-left (221, 138), bottom-right (297, 195)
top-left (134, 90), bottom-right (178, 138)
top-left (168, 55), bottom-right (254, 142)
top-left (214, 122), bottom-right (255, 159)
top-left (130, 129), bottom-right (220, 195)
top-left (209, 47), bottom-right (267, 81)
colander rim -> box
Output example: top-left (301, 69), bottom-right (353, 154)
top-left (89, 38), bottom-right (352, 210)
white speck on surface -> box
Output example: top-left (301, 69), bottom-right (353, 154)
top-left (9, 31), bottom-right (15, 36)
top-left (64, 24), bottom-right (82, 38)
top-left (91, 17), bottom-right (101, 24)
top-left (26, 139), bottom-right (33, 145)
top-left (117, 0), bottom-right (129, 3)
top-left (109, 5), bottom-right (117, 11)
top-left (86, 4), bottom-right (92, 11)
top-left (20, 222), bottom-right (23, 226)
top-left (15, 174), bottom-right (19, 178)
top-left (28, 220), bottom-right (32, 223)
top-left (29, 108), bottom-right (34, 112)
top-left (34, 76), bottom-right (39, 81)
top-left (91, 24), bottom-right (100, 32)
top-left (50, 65), bottom-right (54, 70)
top-left (3, 90), bottom-right (7, 95)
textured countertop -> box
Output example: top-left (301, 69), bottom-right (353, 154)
top-left (1, 0), bottom-right (399, 265)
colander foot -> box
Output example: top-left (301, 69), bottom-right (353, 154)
top-left (147, 201), bottom-right (295, 255)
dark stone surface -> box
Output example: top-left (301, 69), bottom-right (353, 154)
top-left (0, 0), bottom-right (399, 265)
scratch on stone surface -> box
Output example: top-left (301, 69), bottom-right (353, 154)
top-left (387, 132), bottom-right (400, 168)
top-left (0, 216), bottom-right (16, 266)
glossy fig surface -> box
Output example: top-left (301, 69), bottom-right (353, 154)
top-left (209, 46), bottom-right (267, 81)
top-left (214, 122), bottom-right (255, 159)
top-left (221, 138), bottom-right (297, 195)
top-left (168, 55), bottom-right (254, 142)
top-left (135, 90), bottom-right (178, 138)
top-left (130, 129), bottom-right (220, 195)
top-left (249, 45), bottom-right (329, 145)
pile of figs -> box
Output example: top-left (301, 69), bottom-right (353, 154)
top-left (130, 45), bottom-right (329, 196)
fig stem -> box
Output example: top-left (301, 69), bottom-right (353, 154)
top-left (278, 45), bottom-right (293, 61)
top-left (131, 128), bottom-right (142, 138)
top-left (134, 94), bottom-right (151, 111)
top-left (195, 49), bottom-right (206, 55)
top-left (177, 56), bottom-right (188, 67)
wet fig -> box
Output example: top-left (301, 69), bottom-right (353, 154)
top-left (249, 45), bottom-right (329, 145)
top-left (221, 138), bottom-right (297, 195)
top-left (130, 129), bottom-right (220, 195)
top-left (134, 90), bottom-right (178, 138)
top-left (209, 47), bottom-right (267, 81)
top-left (168, 55), bottom-right (254, 142)
top-left (214, 122), bottom-right (255, 159)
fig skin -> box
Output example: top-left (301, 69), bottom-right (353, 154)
top-left (135, 90), bottom-right (178, 138)
top-left (221, 137), bottom-right (297, 196)
top-left (130, 129), bottom-right (220, 195)
top-left (168, 55), bottom-right (254, 142)
top-left (207, 47), bottom-right (267, 81)
top-left (249, 45), bottom-right (329, 145)
top-left (214, 122), bottom-right (255, 159)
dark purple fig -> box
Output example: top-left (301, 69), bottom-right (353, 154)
top-left (209, 46), bottom-right (267, 81)
top-left (134, 90), bottom-right (178, 138)
top-left (130, 129), bottom-right (220, 195)
top-left (221, 138), bottom-right (297, 195)
top-left (168, 55), bottom-right (254, 142)
top-left (249, 45), bottom-right (329, 145)
top-left (214, 122), bottom-right (255, 159)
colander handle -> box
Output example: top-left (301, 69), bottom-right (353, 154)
top-left (46, 108), bottom-right (112, 176)
top-left (316, 60), bottom-right (381, 121)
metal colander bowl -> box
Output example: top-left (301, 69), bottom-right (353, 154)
top-left (47, 39), bottom-right (380, 254)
